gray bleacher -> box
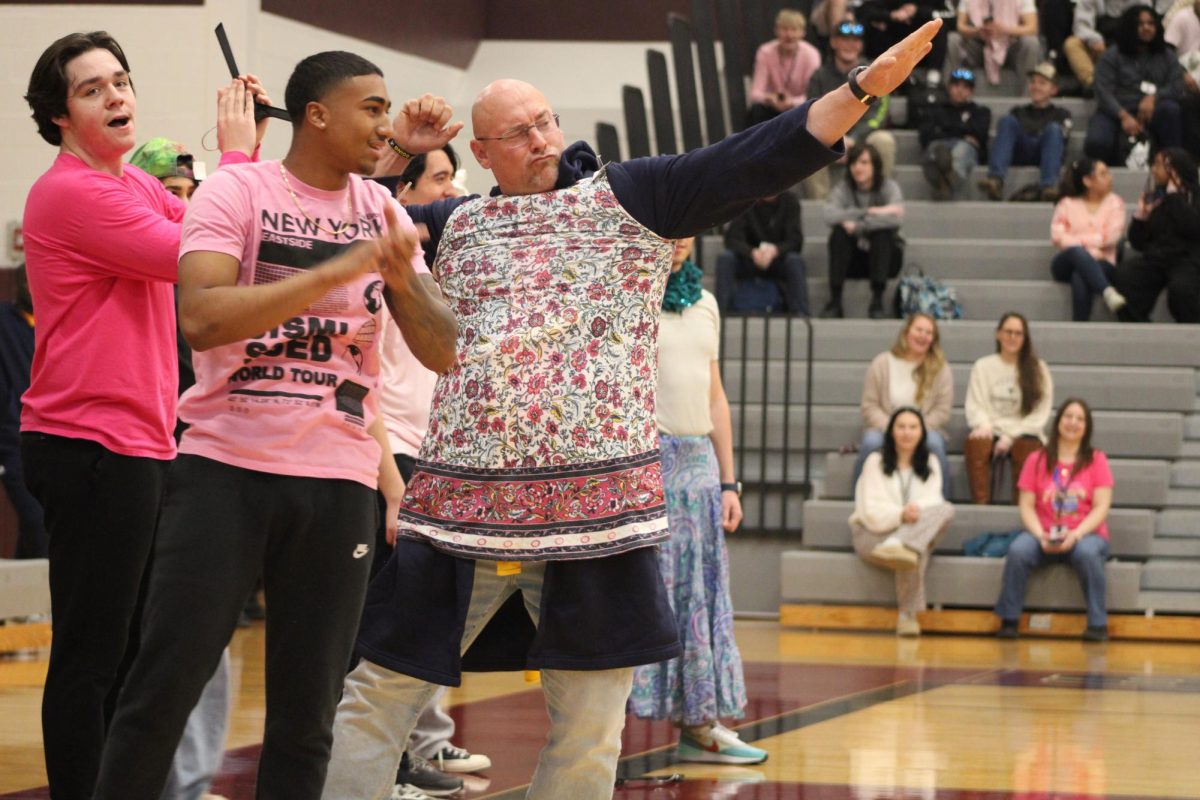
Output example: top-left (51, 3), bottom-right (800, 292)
top-left (717, 316), bottom-right (1200, 618)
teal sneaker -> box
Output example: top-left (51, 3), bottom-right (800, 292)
top-left (676, 724), bottom-right (768, 765)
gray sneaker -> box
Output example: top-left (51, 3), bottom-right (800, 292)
top-left (396, 752), bottom-right (463, 797)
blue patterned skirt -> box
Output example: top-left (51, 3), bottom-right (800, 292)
top-left (627, 434), bottom-right (749, 725)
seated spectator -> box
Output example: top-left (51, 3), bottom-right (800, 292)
top-left (920, 68), bottom-right (991, 200)
top-left (1112, 147), bottom-right (1200, 321)
top-left (858, 0), bottom-right (951, 68)
top-left (129, 137), bottom-right (200, 202)
top-left (995, 398), bottom-right (1113, 642)
top-left (716, 192), bottom-right (809, 314)
top-left (746, 9), bottom-right (824, 127)
top-left (946, 0), bottom-right (1043, 88)
top-left (821, 142), bottom-right (904, 318)
top-left (964, 313), bottom-right (1053, 505)
top-left (853, 313), bottom-right (953, 496)
top-left (0, 265), bottom-right (46, 559)
top-left (1050, 157), bottom-right (1130, 319)
top-left (1167, 0), bottom-right (1200, 154)
top-left (1166, 0), bottom-right (1200, 52)
top-left (979, 63), bottom-right (1072, 201)
top-left (851, 407), bottom-right (955, 637)
top-left (1085, 5), bottom-right (1185, 165)
top-left (809, 0), bottom-right (854, 47)
top-left (1064, 0), bottom-right (1174, 93)
top-left (804, 20), bottom-right (898, 199)
top-left (1040, 0), bottom-right (1077, 72)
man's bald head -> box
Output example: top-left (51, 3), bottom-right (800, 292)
top-left (469, 79), bottom-right (564, 196)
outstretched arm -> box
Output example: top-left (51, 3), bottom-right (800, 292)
top-left (608, 20), bottom-right (943, 239)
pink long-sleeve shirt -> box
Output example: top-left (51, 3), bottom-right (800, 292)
top-left (749, 39), bottom-right (823, 107)
top-left (1050, 193), bottom-right (1127, 265)
top-left (21, 150), bottom-right (250, 459)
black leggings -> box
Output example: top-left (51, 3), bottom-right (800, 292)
top-left (94, 455), bottom-right (377, 800)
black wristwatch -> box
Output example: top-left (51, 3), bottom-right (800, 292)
top-left (847, 66), bottom-right (880, 107)
top-left (720, 481), bottom-right (743, 497)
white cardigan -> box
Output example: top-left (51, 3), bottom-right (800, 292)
top-left (850, 452), bottom-right (946, 534)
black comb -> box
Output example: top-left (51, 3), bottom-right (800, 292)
top-left (215, 23), bottom-right (291, 122)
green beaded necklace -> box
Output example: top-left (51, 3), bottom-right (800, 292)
top-left (661, 259), bottom-right (703, 312)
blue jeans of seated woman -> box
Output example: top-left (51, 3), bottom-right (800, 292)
top-left (851, 427), bottom-right (951, 499)
top-left (995, 531), bottom-right (1110, 628)
top-left (1050, 246), bottom-right (1116, 321)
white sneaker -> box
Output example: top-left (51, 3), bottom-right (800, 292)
top-left (870, 539), bottom-right (918, 570)
top-left (390, 785), bottom-right (434, 800)
top-left (432, 743), bottom-right (492, 773)
top-left (1103, 286), bottom-right (1127, 312)
top-left (897, 612), bottom-right (921, 637)
top-left (677, 723), bottom-right (768, 764)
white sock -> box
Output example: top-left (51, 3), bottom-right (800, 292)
top-left (1103, 286), bottom-right (1127, 312)
top-left (882, 535), bottom-right (902, 547)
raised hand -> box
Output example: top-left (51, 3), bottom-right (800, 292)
top-left (376, 204), bottom-right (422, 293)
top-left (391, 93), bottom-right (465, 155)
top-left (216, 78), bottom-right (258, 157)
top-left (238, 73), bottom-right (273, 147)
top-left (855, 18), bottom-right (943, 99)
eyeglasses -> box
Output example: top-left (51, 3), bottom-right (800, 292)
top-left (836, 22), bottom-right (864, 36)
top-left (475, 112), bottom-right (560, 150)
top-left (950, 68), bottom-right (975, 83)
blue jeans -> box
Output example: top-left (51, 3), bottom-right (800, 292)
top-left (851, 427), bottom-right (951, 499)
top-left (927, 138), bottom-right (979, 189)
top-left (1084, 99), bottom-right (1184, 164)
top-left (324, 560), bottom-right (635, 800)
top-left (988, 116), bottom-right (1066, 188)
top-left (1050, 246), bottom-right (1116, 321)
top-left (994, 531), bottom-right (1110, 628)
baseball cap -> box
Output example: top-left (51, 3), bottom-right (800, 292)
top-left (948, 68), bottom-right (975, 86)
top-left (1028, 62), bottom-right (1057, 81)
top-left (129, 137), bottom-right (197, 180)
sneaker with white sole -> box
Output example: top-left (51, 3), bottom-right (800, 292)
top-left (676, 724), bottom-right (768, 765)
top-left (396, 752), bottom-right (463, 797)
top-left (390, 785), bottom-right (435, 800)
top-left (431, 743), bottom-right (492, 773)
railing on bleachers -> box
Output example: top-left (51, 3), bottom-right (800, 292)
top-left (719, 312), bottom-right (813, 536)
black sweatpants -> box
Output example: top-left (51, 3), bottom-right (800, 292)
top-left (1113, 255), bottom-right (1200, 323)
top-left (827, 226), bottom-right (899, 295)
top-left (20, 432), bottom-right (168, 800)
top-left (94, 455), bottom-right (377, 800)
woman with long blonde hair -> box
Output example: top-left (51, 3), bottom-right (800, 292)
top-left (852, 313), bottom-right (953, 496)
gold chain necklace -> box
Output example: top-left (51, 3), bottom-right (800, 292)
top-left (278, 161), bottom-right (356, 238)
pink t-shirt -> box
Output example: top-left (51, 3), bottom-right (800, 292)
top-left (22, 154), bottom-right (188, 458)
top-left (177, 160), bottom-right (427, 488)
top-left (1017, 449), bottom-right (1114, 539)
top-left (378, 308), bottom-right (438, 458)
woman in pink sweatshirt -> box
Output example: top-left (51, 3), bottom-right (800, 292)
top-left (1049, 157), bottom-right (1128, 321)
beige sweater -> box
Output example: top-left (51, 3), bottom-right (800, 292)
top-left (850, 452), bottom-right (947, 533)
top-left (860, 351), bottom-right (954, 432)
top-left (964, 353), bottom-right (1054, 441)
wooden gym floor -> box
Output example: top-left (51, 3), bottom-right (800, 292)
top-left (2, 620), bottom-right (1199, 798)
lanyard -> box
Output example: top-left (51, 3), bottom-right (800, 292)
top-left (1052, 464), bottom-right (1072, 523)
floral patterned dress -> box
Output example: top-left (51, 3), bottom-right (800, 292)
top-left (397, 169), bottom-right (674, 561)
